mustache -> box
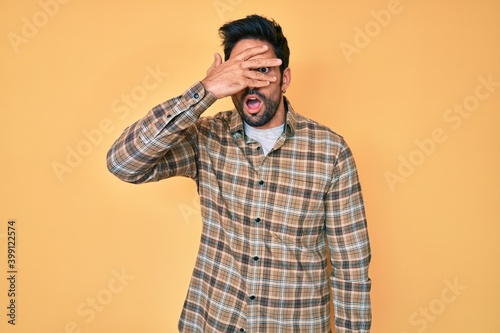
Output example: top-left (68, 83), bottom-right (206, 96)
top-left (243, 89), bottom-right (267, 101)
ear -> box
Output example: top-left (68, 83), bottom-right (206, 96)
top-left (281, 67), bottom-right (291, 93)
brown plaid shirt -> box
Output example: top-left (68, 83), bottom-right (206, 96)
top-left (107, 82), bottom-right (372, 332)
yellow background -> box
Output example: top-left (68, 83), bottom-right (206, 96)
top-left (1, 0), bottom-right (499, 332)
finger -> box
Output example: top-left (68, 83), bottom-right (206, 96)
top-left (235, 44), bottom-right (270, 61)
top-left (245, 69), bottom-right (278, 82)
top-left (245, 78), bottom-right (272, 88)
top-left (241, 57), bottom-right (282, 70)
top-left (213, 53), bottom-right (222, 67)
top-left (206, 53), bottom-right (222, 75)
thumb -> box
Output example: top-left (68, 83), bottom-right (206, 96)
top-left (207, 53), bottom-right (222, 75)
top-left (213, 53), bottom-right (222, 67)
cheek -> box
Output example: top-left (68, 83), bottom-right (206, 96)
top-left (231, 93), bottom-right (243, 104)
top-left (259, 80), bottom-right (278, 93)
top-left (264, 84), bottom-right (282, 99)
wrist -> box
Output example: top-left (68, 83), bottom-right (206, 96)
top-left (200, 79), bottom-right (220, 99)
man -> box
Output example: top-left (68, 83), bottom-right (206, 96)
top-left (107, 15), bottom-right (371, 333)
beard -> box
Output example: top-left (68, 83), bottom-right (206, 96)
top-left (233, 88), bottom-right (282, 128)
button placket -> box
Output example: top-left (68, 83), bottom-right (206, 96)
top-left (248, 168), bottom-right (267, 326)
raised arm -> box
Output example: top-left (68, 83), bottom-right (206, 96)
top-left (107, 45), bottom-right (283, 184)
top-left (106, 82), bottom-right (216, 184)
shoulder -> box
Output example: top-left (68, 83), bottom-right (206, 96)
top-left (194, 110), bottom-right (235, 141)
top-left (197, 110), bottom-right (232, 128)
top-left (289, 110), bottom-right (348, 152)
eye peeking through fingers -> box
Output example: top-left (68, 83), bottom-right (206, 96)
top-left (255, 67), bottom-right (271, 74)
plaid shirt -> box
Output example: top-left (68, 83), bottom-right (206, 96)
top-left (107, 82), bottom-right (372, 332)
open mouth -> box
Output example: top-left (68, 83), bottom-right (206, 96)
top-left (244, 94), bottom-right (263, 114)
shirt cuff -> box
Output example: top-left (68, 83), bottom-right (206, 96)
top-left (174, 81), bottom-right (217, 119)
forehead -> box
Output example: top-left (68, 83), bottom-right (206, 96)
top-left (229, 39), bottom-right (276, 59)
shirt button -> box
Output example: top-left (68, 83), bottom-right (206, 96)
top-left (255, 217), bottom-right (261, 223)
top-left (256, 146), bottom-right (261, 151)
top-left (253, 256), bottom-right (259, 261)
top-left (250, 295), bottom-right (256, 300)
top-left (193, 93), bottom-right (199, 99)
top-left (258, 180), bottom-right (264, 185)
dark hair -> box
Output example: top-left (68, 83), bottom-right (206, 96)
top-left (219, 15), bottom-right (290, 74)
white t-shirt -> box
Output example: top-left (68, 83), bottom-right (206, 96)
top-left (243, 122), bottom-right (285, 156)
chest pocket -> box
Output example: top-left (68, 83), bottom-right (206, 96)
top-left (264, 174), bottom-right (327, 250)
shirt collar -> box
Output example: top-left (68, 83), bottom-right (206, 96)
top-left (229, 96), bottom-right (297, 137)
